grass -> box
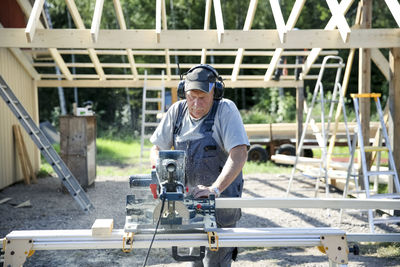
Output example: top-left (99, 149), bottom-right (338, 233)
top-left (96, 138), bottom-right (153, 175)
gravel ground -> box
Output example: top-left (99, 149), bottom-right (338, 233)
top-left (0, 172), bottom-right (399, 266)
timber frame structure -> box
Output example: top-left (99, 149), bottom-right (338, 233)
top-left (0, 0), bottom-right (398, 88)
top-left (1, 0), bottom-right (400, 178)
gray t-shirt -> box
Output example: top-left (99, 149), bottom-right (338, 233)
top-left (150, 99), bottom-right (249, 153)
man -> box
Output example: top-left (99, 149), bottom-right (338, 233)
top-left (150, 64), bottom-right (249, 267)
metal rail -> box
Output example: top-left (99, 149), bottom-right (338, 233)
top-left (215, 197), bottom-right (400, 210)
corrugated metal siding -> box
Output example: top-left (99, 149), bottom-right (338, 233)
top-left (0, 48), bottom-right (39, 189)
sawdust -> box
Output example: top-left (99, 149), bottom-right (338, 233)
top-left (0, 172), bottom-right (399, 266)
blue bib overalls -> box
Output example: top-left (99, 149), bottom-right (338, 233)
top-left (173, 100), bottom-right (243, 267)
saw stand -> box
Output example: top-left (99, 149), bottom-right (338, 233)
top-left (2, 226), bottom-right (356, 267)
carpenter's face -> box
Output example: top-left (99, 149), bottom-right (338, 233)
top-left (186, 89), bottom-right (214, 119)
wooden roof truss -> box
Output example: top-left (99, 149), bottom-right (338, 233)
top-left (1, 0), bottom-right (399, 88)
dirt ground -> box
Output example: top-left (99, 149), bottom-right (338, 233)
top-left (1, 171), bottom-right (399, 267)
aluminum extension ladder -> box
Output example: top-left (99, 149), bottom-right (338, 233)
top-left (0, 76), bottom-right (94, 213)
top-left (286, 56), bottom-right (351, 198)
top-left (140, 70), bottom-right (165, 159)
top-left (341, 93), bottom-right (400, 233)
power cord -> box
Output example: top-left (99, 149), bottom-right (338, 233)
top-left (142, 197), bottom-right (166, 267)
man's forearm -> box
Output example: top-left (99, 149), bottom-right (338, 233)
top-left (150, 145), bottom-right (160, 167)
top-left (211, 144), bottom-right (248, 193)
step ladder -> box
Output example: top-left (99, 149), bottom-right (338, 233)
top-left (286, 56), bottom-right (351, 198)
top-left (341, 93), bottom-right (400, 233)
top-left (0, 75), bottom-right (94, 213)
top-left (140, 70), bottom-right (165, 159)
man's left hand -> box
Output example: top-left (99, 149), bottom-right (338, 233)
top-left (192, 185), bottom-right (214, 198)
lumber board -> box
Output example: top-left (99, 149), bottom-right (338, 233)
top-left (2, 29), bottom-right (400, 49)
top-left (271, 154), bottom-right (349, 171)
top-left (91, 219), bottom-right (114, 237)
top-left (13, 125), bottom-right (30, 184)
top-left (18, 125), bottom-right (37, 183)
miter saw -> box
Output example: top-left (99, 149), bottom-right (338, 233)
top-left (124, 150), bottom-right (218, 233)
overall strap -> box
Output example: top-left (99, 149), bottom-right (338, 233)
top-left (202, 100), bottom-right (220, 133)
top-left (173, 101), bottom-right (188, 135)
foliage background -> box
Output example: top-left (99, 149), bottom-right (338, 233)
top-left (39, 0), bottom-right (395, 137)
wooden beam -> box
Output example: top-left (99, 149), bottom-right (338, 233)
top-left (201, 0), bottom-right (212, 64)
top-left (389, 48), bottom-right (400, 189)
top-left (25, 0), bottom-right (45, 42)
top-left (359, 0), bottom-right (372, 174)
top-left (213, 0), bottom-right (224, 43)
top-left (88, 49), bottom-right (106, 80)
top-left (36, 79), bottom-right (303, 88)
top-left (385, 0), bottom-right (400, 27)
top-left (264, 48), bottom-right (283, 81)
top-left (161, 0), bottom-right (171, 80)
top-left (301, 0), bottom-right (354, 78)
top-left (371, 48), bottom-right (390, 81)
top-left (326, 0), bottom-right (351, 42)
top-left (285, 0), bottom-right (306, 29)
top-left (15, 0), bottom-right (69, 80)
top-left (65, 0), bottom-right (105, 80)
top-left (113, 0), bottom-right (138, 80)
top-left (49, 48), bottom-right (72, 80)
top-left (264, 0), bottom-right (305, 81)
top-left (269, 0), bottom-right (287, 43)
top-left (91, 0), bottom-right (105, 43)
top-left (50, 49), bottom-right (338, 57)
top-left (2, 28), bottom-right (400, 49)
top-left (33, 61), bottom-right (344, 70)
top-left (231, 0), bottom-right (258, 81)
top-left (156, 0), bottom-right (162, 43)
top-left (65, 0), bottom-right (86, 29)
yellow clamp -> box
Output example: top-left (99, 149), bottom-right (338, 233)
top-left (27, 249), bottom-right (35, 258)
top-left (122, 232), bottom-right (134, 253)
top-left (207, 231), bottom-right (219, 252)
top-left (317, 245), bottom-right (326, 254)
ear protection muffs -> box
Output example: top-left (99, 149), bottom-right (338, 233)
top-left (177, 64), bottom-right (224, 100)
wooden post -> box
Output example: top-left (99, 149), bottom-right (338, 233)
top-left (171, 87), bottom-right (178, 104)
top-left (358, 0), bottom-right (372, 188)
top-left (389, 48), bottom-right (400, 194)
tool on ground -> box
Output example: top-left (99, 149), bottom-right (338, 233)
top-left (0, 75), bottom-right (94, 213)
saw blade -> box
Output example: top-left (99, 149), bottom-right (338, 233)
top-left (153, 201), bottom-right (190, 223)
